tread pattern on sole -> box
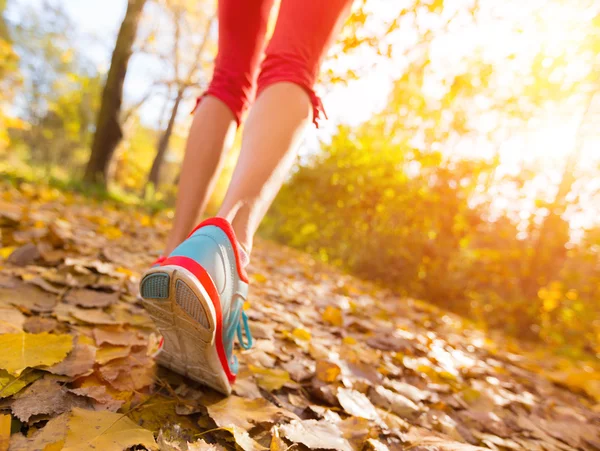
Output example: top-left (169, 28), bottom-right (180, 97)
top-left (140, 268), bottom-right (232, 394)
top-left (140, 273), bottom-right (170, 299)
top-left (175, 279), bottom-right (210, 329)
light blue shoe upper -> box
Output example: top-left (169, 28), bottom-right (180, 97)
top-left (169, 224), bottom-right (252, 374)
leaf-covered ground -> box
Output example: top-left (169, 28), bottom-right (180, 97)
top-left (0, 182), bottom-right (598, 451)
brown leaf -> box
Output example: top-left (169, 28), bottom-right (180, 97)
top-left (315, 360), bottom-right (341, 383)
top-left (68, 385), bottom-right (124, 412)
top-left (11, 378), bottom-right (89, 422)
top-left (45, 337), bottom-right (96, 377)
top-left (7, 412), bottom-right (69, 451)
top-left (65, 289), bottom-right (119, 308)
top-left (368, 386), bottom-right (420, 418)
top-left (7, 243), bottom-right (40, 267)
top-left (67, 305), bottom-right (119, 325)
top-left (105, 364), bottom-right (155, 391)
top-left (22, 316), bottom-right (59, 333)
top-left (92, 326), bottom-right (147, 347)
top-left (280, 419), bottom-right (353, 451)
top-left (366, 332), bottom-right (413, 352)
top-left (0, 283), bottom-right (57, 313)
top-left (0, 304), bottom-right (25, 333)
top-left (207, 396), bottom-right (297, 431)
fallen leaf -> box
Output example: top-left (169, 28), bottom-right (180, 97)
top-left (62, 407), bottom-right (158, 451)
top-left (68, 385), bottom-right (124, 412)
top-left (368, 386), bottom-right (420, 418)
top-left (223, 425), bottom-right (266, 451)
top-left (337, 388), bottom-right (380, 421)
top-left (207, 396), bottom-right (297, 431)
top-left (0, 414), bottom-right (9, 451)
top-left (68, 306), bottom-right (119, 325)
top-left (0, 304), bottom-right (25, 333)
top-left (280, 419), bottom-right (352, 451)
top-left (0, 369), bottom-right (41, 398)
top-left (0, 283), bottom-right (57, 313)
top-left (45, 337), bottom-right (96, 377)
top-left (0, 332), bottom-right (73, 376)
top-left (22, 316), bottom-right (59, 333)
top-left (7, 243), bottom-right (40, 266)
top-left (92, 326), bottom-right (147, 347)
top-left (11, 378), bottom-right (89, 422)
top-left (95, 345), bottom-right (132, 364)
top-left (65, 289), bottom-right (119, 308)
top-left (322, 306), bottom-right (343, 327)
top-left (316, 360), bottom-right (341, 383)
top-left (249, 365), bottom-right (291, 391)
top-left (7, 412), bottom-right (69, 451)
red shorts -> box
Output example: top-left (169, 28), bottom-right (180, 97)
top-left (197, 0), bottom-right (353, 126)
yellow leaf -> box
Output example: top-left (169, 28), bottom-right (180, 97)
top-left (95, 345), bottom-right (131, 364)
top-left (248, 365), bottom-right (291, 391)
top-left (252, 273), bottom-right (267, 283)
top-left (0, 247), bottom-right (15, 259)
top-left (342, 336), bottom-right (357, 345)
top-left (62, 408), bottom-right (158, 451)
top-left (0, 333), bottom-right (73, 376)
top-left (292, 328), bottom-right (311, 341)
top-left (315, 361), bottom-right (341, 383)
top-left (0, 369), bottom-right (42, 398)
top-left (0, 413), bottom-right (10, 451)
top-left (322, 306), bottom-right (343, 327)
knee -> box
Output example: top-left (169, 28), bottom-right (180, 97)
top-left (205, 66), bottom-right (257, 125)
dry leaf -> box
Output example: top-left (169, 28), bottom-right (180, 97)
top-left (65, 288), bottom-right (119, 308)
top-left (337, 388), bottom-right (380, 421)
top-left (62, 407), bottom-right (158, 451)
top-left (45, 337), bottom-right (96, 377)
top-left (316, 360), bottom-right (341, 383)
top-left (11, 378), bottom-right (89, 422)
top-left (7, 412), bottom-right (69, 451)
top-left (0, 414), bottom-right (9, 451)
top-left (223, 425), bottom-right (266, 451)
top-left (0, 283), bottom-right (57, 313)
top-left (22, 316), bottom-right (58, 333)
top-left (68, 385), bottom-right (124, 412)
top-left (0, 332), bottom-right (73, 376)
top-left (368, 386), bottom-right (420, 417)
top-left (0, 369), bottom-right (41, 399)
top-left (95, 345), bottom-right (132, 364)
top-left (0, 305), bottom-right (25, 334)
top-left (280, 419), bottom-right (352, 451)
top-left (322, 306), bottom-right (343, 327)
top-left (92, 326), bottom-right (146, 346)
top-left (207, 396), bottom-right (297, 431)
top-left (249, 365), bottom-right (291, 391)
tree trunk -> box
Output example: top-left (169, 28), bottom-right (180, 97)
top-left (145, 89), bottom-right (184, 195)
top-left (84, 0), bottom-right (147, 186)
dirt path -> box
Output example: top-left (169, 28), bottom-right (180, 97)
top-left (0, 182), bottom-right (598, 450)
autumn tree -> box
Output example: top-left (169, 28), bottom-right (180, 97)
top-left (84, 0), bottom-right (148, 186)
top-left (144, 0), bottom-right (215, 196)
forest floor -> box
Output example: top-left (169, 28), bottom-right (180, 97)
top-left (0, 180), bottom-right (599, 451)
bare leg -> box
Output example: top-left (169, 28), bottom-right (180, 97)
top-left (164, 96), bottom-right (236, 255)
top-left (216, 82), bottom-right (312, 252)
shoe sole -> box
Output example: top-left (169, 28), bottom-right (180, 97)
top-left (139, 265), bottom-right (232, 394)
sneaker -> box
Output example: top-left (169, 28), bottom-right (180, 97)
top-left (139, 217), bottom-right (252, 394)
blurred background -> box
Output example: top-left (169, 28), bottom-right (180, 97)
top-left (0, 0), bottom-right (598, 357)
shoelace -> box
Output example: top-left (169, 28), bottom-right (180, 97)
top-left (236, 311), bottom-right (253, 350)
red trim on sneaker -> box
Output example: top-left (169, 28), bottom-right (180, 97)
top-left (152, 255), bottom-right (166, 266)
top-left (160, 255), bottom-right (236, 384)
top-left (187, 217), bottom-right (249, 283)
